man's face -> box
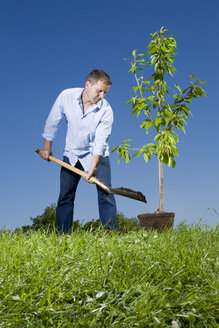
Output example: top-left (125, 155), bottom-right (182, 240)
top-left (85, 79), bottom-right (110, 104)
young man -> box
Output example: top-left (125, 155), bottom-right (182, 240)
top-left (39, 69), bottom-right (118, 233)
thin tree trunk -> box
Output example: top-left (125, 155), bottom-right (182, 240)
top-left (158, 159), bottom-right (164, 212)
top-left (157, 33), bottom-right (164, 212)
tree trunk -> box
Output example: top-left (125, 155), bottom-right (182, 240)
top-left (158, 159), bottom-right (164, 211)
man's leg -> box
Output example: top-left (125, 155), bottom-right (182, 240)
top-left (96, 156), bottom-right (118, 230)
top-left (56, 157), bottom-right (84, 233)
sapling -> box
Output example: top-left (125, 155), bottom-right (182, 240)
top-left (112, 27), bottom-right (206, 212)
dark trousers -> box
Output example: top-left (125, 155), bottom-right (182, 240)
top-left (56, 156), bottom-right (118, 233)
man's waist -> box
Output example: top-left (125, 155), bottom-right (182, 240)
top-left (64, 148), bottom-right (90, 157)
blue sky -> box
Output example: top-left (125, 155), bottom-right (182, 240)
top-left (1, 0), bottom-right (219, 229)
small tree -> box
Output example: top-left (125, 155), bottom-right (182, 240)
top-left (112, 27), bottom-right (206, 212)
top-left (28, 204), bottom-right (82, 232)
top-left (30, 203), bottom-right (56, 231)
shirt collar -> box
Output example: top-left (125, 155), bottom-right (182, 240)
top-left (77, 89), bottom-right (101, 113)
top-left (77, 89), bottom-right (84, 105)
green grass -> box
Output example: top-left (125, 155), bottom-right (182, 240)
top-left (0, 224), bottom-right (218, 327)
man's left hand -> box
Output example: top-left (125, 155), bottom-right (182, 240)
top-left (84, 154), bottom-right (102, 184)
top-left (84, 168), bottom-right (96, 184)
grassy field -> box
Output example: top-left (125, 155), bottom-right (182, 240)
top-left (0, 224), bottom-right (218, 327)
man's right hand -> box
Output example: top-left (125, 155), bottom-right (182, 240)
top-left (39, 149), bottom-right (52, 161)
top-left (39, 140), bottom-right (53, 161)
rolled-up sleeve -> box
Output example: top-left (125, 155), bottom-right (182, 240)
top-left (42, 92), bottom-right (64, 141)
top-left (92, 106), bottom-right (113, 156)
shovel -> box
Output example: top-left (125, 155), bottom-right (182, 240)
top-left (34, 148), bottom-right (146, 203)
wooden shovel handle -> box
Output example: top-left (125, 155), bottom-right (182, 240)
top-left (34, 148), bottom-right (110, 192)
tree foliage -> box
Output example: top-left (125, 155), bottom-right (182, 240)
top-left (30, 203), bottom-right (56, 231)
top-left (19, 204), bottom-right (140, 233)
top-left (112, 27), bottom-right (206, 168)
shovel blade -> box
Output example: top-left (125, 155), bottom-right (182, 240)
top-left (109, 187), bottom-right (147, 203)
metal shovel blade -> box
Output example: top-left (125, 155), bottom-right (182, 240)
top-left (108, 187), bottom-right (146, 203)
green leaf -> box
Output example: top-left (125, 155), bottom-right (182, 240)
top-left (129, 66), bottom-right (136, 73)
top-left (195, 86), bottom-right (204, 97)
top-left (150, 32), bottom-right (158, 38)
top-left (143, 152), bottom-right (150, 163)
top-left (162, 153), bottom-right (169, 165)
top-left (127, 99), bottom-right (133, 105)
top-left (154, 117), bottom-right (162, 127)
top-left (122, 139), bottom-right (132, 143)
top-left (186, 97), bottom-right (192, 104)
top-left (146, 143), bottom-right (155, 147)
top-left (140, 120), bottom-right (153, 134)
top-left (143, 79), bottom-right (151, 85)
top-left (132, 49), bottom-right (137, 57)
top-left (118, 154), bottom-right (122, 163)
top-left (136, 53), bottom-right (146, 58)
top-left (141, 62), bottom-right (152, 66)
top-left (169, 157), bottom-right (176, 168)
top-left (147, 96), bottom-right (156, 102)
top-left (151, 56), bottom-right (156, 64)
top-left (152, 100), bottom-right (158, 109)
top-left (175, 84), bottom-right (182, 94)
top-left (111, 146), bottom-right (118, 153)
top-left (125, 152), bottom-right (131, 163)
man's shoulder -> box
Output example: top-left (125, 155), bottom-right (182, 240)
top-left (100, 98), bottom-right (112, 111)
top-left (60, 88), bottom-right (83, 98)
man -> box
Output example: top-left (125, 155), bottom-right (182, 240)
top-left (39, 69), bottom-right (118, 233)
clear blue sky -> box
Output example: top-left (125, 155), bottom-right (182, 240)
top-left (1, 0), bottom-right (218, 229)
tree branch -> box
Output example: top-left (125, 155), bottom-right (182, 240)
top-left (132, 67), bottom-right (158, 132)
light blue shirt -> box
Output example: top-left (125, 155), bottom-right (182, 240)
top-left (42, 88), bottom-right (114, 171)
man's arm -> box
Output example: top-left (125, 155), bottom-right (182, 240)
top-left (40, 91), bottom-right (64, 160)
top-left (84, 154), bottom-right (102, 183)
top-left (84, 106), bottom-right (113, 183)
top-left (39, 140), bottom-right (52, 161)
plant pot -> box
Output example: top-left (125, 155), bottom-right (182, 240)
top-left (137, 211), bottom-right (175, 232)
